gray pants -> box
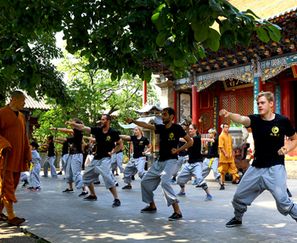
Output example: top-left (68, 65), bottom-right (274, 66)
top-left (232, 164), bottom-right (297, 222)
top-left (65, 153), bottom-right (83, 189)
top-left (172, 155), bottom-right (188, 178)
top-left (202, 157), bottom-right (220, 180)
top-left (141, 159), bottom-right (179, 206)
top-left (177, 162), bottom-right (206, 186)
top-left (111, 152), bottom-right (124, 173)
top-left (43, 156), bottom-right (57, 177)
top-left (29, 162), bottom-right (41, 188)
top-left (123, 157), bottom-right (146, 184)
top-left (83, 157), bottom-right (116, 189)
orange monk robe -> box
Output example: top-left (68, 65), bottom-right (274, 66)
top-left (0, 106), bottom-right (32, 203)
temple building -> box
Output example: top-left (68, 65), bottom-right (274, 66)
top-left (149, 2), bottom-right (297, 133)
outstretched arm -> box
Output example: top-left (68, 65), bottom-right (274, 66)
top-left (120, 135), bottom-right (131, 141)
top-left (219, 109), bottom-right (251, 127)
top-left (125, 118), bottom-right (155, 131)
top-left (50, 127), bottom-right (73, 134)
top-left (66, 120), bottom-right (91, 134)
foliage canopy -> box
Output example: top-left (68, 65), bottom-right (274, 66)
top-left (0, 0), bottom-right (281, 103)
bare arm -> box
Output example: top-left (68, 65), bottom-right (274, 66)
top-left (172, 134), bottom-right (193, 155)
top-left (278, 133), bottom-right (297, 156)
top-left (219, 109), bottom-right (251, 127)
top-left (112, 139), bottom-right (124, 154)
top-left (120, 135), bottom-right (131, 141)
top-left (50, 127), bottom-right (73, 134)
top-left (143, 143), bottom-right (152, 154)
top-left (66, 120), bottom-right (91, 134)
top-left (125, 118), bottom-right (155, 131)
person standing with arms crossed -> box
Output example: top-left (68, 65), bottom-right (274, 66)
top-left (220, 91), bottom-right (297, 227)
top-left (0, 90), bottom-right (32, 226)
top-left (126, 107), bottom-right (193, 221)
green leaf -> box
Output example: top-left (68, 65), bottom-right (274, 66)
top-left (204, 28), bottom-right (220, 51)
top-left (151, 12), bottom-right (160, 24)
top-left (193, 26), bottom-right (209, 42)
top-left (266, 25), bottom-right (281, 42)
top-left (256, 27), bottom-right (270, 43)
top-left (156, 31), bottom-right (168, 47)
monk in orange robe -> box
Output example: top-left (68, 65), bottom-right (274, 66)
top-left (0, 90), bottom-right (32, 226)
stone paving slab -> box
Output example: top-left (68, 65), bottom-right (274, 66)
top-left (1, 174), bottom-right (297, 242)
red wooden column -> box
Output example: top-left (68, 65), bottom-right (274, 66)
top-left (143, 80), bottom-right (147, 105)
top-left (173, 90), bottom-right (177, 122)
top-left (191, 85), bottom-right (199, 125)
top-left (281, 80), bottom-right (290, 118)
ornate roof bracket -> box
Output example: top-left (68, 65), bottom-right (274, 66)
top-left (175, 52), bottom-right (297, 92)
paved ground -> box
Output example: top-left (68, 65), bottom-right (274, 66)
top-left (1, 173), bottom-right (297, 243)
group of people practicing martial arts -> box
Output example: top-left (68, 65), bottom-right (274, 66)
top-left (1, 90), bottom-right (297, 227)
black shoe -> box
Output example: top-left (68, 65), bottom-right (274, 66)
top-left (140, 206), bottom-right (157, 213)
top-left (57, 171), bottom-right (63, 175)
top-left (84, 195), bottom-right (97, 201)
top-left (94, 181), bottom-right (101, 185)
top-left (112, 199), bottom-right (121, 207)
top-left (226, 217), bottom-right (242, 228)
top-left (131, 175), bottom-right (135, 181)
top-left (78, 191), bottom-right (88, 197)
top-left (122, 185), bottom-right (132, 190)
top-left (168, 212), bottom-right (183, 221)
top-left (220, 184), bottom-right (225, 190)
top-left (115, 182), bottom-right (119, 187)
top-left (0, 213), bottom-right (8, 221)
top-left (62, 188), bottom-right (74, 193)
top-left (7, 217), bottom-right (26, 226)
top-left (22, 181), bottom-right (29, 187)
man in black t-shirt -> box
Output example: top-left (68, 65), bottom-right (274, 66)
top-left (219, 91), bottom-right (297, 227)
top-left (126, 107), bottom-right (193, 221)
top-left (67, 114), bottom-right (122, 208)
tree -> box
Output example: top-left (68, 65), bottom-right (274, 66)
top-left (33, 53), bottom-right (156, 141)
top-left (0, 1), bottom-right (281, 103)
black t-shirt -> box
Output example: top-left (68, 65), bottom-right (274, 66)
top-left (155, 123), bottom-right (187, 161)
top-left (48, 141), bottom-right (55, 157)
top-left (61, 141), bottom-right (69, 156)
top-left (131, 135), bottom-right (149, 158)
top-left (178, 141), bottom-right (188, 157)
top-left (188, 135), bottom-right (203, 163)
top-left (67, 130), bottom-right (83, 154)
top-left (248, 114), bottom-right (295, 168)
top-left (91, 127), bottom-right (120, 160)
top-left (206, 136), bottom-right (219, 158)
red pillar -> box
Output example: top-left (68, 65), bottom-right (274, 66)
top-left (143, 80), bottom-right (147, 106)
top-left (259, 77), bottom-right (264, 92)
top-left (192, 85), bottom-right (199, 126)
top-left (281, 80), bottom-right (290, 118)
top-left (173, 90), bottom-right (177, 122)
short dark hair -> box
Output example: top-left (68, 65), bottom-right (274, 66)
top-left (30, 141), bottom-right (39, 149)
top-left (11, 90), bottom-right (25, 99)
top-left (163, 107), bottom-right (175, 117)
top-left (102, 114), bottom-right (111, 121)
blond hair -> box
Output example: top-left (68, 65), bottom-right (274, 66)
top-left (257, 91), bottom-right (274, 103)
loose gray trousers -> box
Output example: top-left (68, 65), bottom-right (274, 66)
top-left (202, 157), bottom-right (220, 180)
top-left (83, 157), bottom-right (115, 189)
top-left (29, 162), bottom-right (41, 188)
top-left (43, 156), bottom-right (57, 177)
top-left (232, 164), bottom-right (297, 222)
top-left (177, 162), bottom-right (206, 186)
top-left (65, 153), bottom-right (83, 189)
top-left (123, 157), bottom-right (146, 184)
top-left (141, 159), bottom-right (179, 206)
top-left (111, 152), bottom-right (124, 173)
